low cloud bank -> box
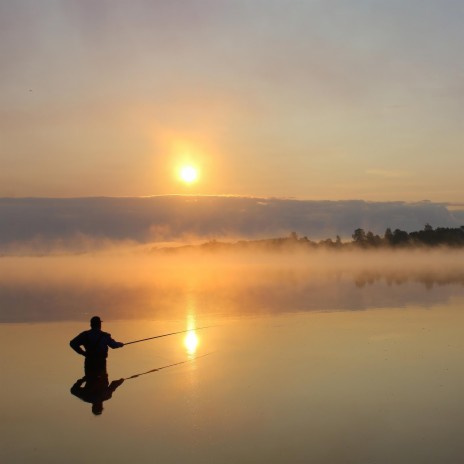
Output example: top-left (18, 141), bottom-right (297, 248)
top-left (0, 196), bottom-right (463, 253)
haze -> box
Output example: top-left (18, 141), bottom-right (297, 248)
top-left (2, 247), bottom-right (464, 323)
top-left (1, 1), bottom-right (464, 201)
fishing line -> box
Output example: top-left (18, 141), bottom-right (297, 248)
top-left (123, 325), bottom-right (215, 346)
top-left (123, 352), bottom-right (214, 380)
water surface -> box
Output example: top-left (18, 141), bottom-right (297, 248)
top-left (1, 251), bottom-right (464, 463)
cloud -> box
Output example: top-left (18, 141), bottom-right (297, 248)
top-left (0, 196), bottom-right (462, 252)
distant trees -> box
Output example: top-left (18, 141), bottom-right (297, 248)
top-left (289, 224), bottom-right (464, 249)
top-left (391, 228), bottom-right (409, 246)
top-left (352, 228), bottom-right (366, 244)
top-left (351, 228), bottom-right (382, 247)
top-left (408, 224), bottom-right (464, 247)
top-left (163, 224), bottom-right (464, 254)
top-left (350, 224), bottom-right (464, 249)
top-left (384, 228), bottom-right (393, 245)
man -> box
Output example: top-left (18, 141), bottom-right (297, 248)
top-left (70, 316), bottom-right (124, 374)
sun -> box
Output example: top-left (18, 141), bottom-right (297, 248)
top-left (179, 165), bottom-right (198, 184)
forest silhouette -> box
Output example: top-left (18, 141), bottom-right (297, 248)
top-left (165, 224), bottom-right (464, 253)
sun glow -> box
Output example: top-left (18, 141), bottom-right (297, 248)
top-left (179, 165), bottom-right (198, 184)
top-left (184, 331), bottom-right (199, 355)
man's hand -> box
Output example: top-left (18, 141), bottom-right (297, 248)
top-left (109, 378), bottom-right (125, 391)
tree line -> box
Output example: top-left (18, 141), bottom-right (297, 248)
top-left (163, 224), bottom-right (464, 253)
top-left (350, 224), bottom-right (464, 248)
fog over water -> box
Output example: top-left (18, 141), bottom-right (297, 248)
top-left (2, 248), bottom-right (464, 323)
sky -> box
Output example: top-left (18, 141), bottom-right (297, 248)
top-left (1, 0), bottom-right (463, 201)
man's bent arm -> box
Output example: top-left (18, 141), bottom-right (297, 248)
top-left (70, 335), bottom-right (86, 356)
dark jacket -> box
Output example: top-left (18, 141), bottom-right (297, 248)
top-left (70, 328), bottom-right (123, 359)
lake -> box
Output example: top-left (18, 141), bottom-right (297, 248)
top-left (1, 250), bottom-right (464, 463)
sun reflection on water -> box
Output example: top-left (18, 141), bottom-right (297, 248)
top-left (184, 331), bottom-right (199, 356)
top-left (184, 310), bottom-right (199, 357)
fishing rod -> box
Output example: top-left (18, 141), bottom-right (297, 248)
top-left (123, 325), bottom-right (214, 346)
top-left (124, 352), bottom-right (213, 380)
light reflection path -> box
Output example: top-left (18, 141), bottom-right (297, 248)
top-left (184, 300), bottom-right (201, 429)
top-left (124, 353), bottom-right (213, 380)
top-left (123, 326), bottom-right (212, 345)
top-left (184, 302), bottom-right (199, 358)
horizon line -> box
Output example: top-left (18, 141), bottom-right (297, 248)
top-left (0, 194), bottom-right (450, 205)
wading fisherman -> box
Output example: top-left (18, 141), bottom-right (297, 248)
top-left (70, 316), bottom-right (124, 375)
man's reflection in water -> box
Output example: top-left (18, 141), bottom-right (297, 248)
top-left (70, 359), bottom-right (124, 415)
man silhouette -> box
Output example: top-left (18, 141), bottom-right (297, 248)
top-left (70, 316), bottom-right (124, 374)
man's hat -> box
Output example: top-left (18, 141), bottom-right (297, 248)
top-left (90, 316), bottom-right (102, 326)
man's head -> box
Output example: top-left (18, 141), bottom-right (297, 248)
top-left (92, 401), bottom-right (104, 415)
top-left (90, 316), bottom-right (102, 329)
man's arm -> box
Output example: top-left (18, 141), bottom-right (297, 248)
top-left (107, 333), bottom-right (124, 349)
top-left (70, 378), bottom-right (86, 396)
top-left (109, 379), bottom-right (125, 392)
top-left (70, 333), bottom-right (86, 356)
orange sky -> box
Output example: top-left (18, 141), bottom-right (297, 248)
top-left (1, 1), bottom-right (463, 201)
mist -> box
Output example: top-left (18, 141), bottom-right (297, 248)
top-left (1, 247), bottom-right (464, 323)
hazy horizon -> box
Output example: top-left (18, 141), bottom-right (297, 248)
top-left (1, 196), bottom-right (463, 253)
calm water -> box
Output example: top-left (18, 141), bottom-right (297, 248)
top-left (1, 252), bottom-right (464, 463)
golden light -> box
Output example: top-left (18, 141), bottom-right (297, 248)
top-left (179, 165), bottom-right (198, 184)
top-left (184, 331), bottom-right (199, 355)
